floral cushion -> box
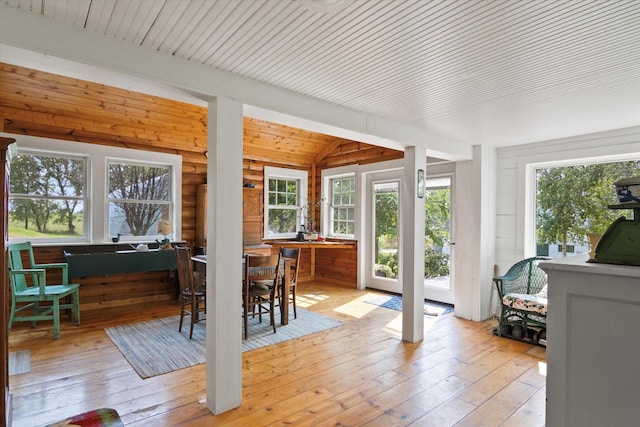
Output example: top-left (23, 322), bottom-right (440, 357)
top-left (502, 292), bottom-right (548, 315)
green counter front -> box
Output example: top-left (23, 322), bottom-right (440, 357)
top-left (64, 248), bottom-right (177, 278)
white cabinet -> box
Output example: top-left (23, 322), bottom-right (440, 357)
top-left (541, 255), bottom-right (640, 427)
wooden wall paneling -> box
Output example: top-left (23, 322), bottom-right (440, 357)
top-left (242, 188), bottom-right (262, 245)
top-left (315, 248), bottom-right (358, 285)
top-left (0, 62), bottom-right (403, 312)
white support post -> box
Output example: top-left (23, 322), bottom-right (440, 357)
top-left (206, 97), bottom-right (243, 413)
top-left (402, 146), bottom-right (427, 342)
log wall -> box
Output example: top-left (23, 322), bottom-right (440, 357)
top-left (0, 63), bottom-right (403, 309)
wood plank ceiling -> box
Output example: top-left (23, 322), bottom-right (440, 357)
top-left (2, 0), bottom-right (639, 147)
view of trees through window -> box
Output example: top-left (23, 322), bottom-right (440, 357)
top-left (373, 178), bottom-right (451, 280)
top-left (424, 184), bottom-right (451, 279)
top-left (9, 151), bottom-right (173, 241)
top-left (9, 152), bottom-right (86, 240)
top-left (330, 177), bottom-right (355, 236)
top-left (107, 163), bottom-right (171, 237)
top-left (267, 178), bottom-right (299, 235)
top-left (536, 160), bottom-right (640, 257)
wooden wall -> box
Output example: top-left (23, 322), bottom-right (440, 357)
top-left (0, 62), bottom-right (403, 308)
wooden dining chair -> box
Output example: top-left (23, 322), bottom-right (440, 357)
top-left (175, 246), bottom-right (206, 339)
top-left (7, 241), bottom-right (80, 339)
top-left (243, 253), bottom-right (281, 339)
top-left (278, 247), bottom-right (301, 319)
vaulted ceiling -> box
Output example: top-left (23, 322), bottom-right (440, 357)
top-left (1, 0), bottom-right (639, 149)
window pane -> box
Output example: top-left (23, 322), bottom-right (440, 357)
top-left (347, 222), bottom-right (354, 234)
top-left (108, 201), bottom-right (169, 237)
top-left (108, 162), bottom-right (172, 239)
top-left (10, 153), bottom-right (86, 197)
top-left (9, 199), bottom-right (85, 239)
top-left (108, 164), bottom-right (170, 201)
top-left (267, 208), bottom-right (297, 234)
top-left (536, 161), bottom-right (640, 258)
top-left (328, 176), bottom-right (355, 237)
top-left (9, 151), bottom-right (87, 240)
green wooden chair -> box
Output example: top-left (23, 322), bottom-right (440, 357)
top-left (8, 242), bottom-right (80, 339)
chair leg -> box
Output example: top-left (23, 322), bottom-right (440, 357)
top-left (243, 299), bottom-right (249, 340)
top-left (179, 296), bottom-right (185, 333)
top-left (189, 296), bottom-right (197, 339)
top-left (31, 301), bottom-right (40, 328)
top-left (8, 298), bottom-right (16, 332)
top-left (291, 286), bottom-right (297, 319)
top-left (497, 306), bottom-right (506, 336)
top-left (73, 290), bottom-right (80, 325)
top-left (270, 297), bottom-right (276, 334)
top-left (52, 298), bottom-right (61, 339)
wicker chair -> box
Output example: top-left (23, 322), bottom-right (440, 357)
top-left (494, 257), bottom-right (550, 341)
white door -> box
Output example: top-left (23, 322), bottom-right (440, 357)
top-left (423, 175), bottom-right (455, 304)
top-left (364, 170), bottom-right (402, 293)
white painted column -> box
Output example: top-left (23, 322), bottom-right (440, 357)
top-left (206, 97), bottom-right (243, 413)
top-left (401, 146), bottom-right (426, 342)
top-left (453, 145), bottom-right (496, 321)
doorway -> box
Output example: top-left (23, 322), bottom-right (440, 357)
top-left (424, 175), bottom-right (454, 304)
top-left (364, 169), bottom-right (402, 294)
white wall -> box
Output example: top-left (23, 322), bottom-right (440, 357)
top-left (495, 126), bottom-right (640, 276)
top-left (454, 145), bottom-right (497, 321)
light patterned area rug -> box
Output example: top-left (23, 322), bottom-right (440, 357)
top-left (364, 294), bottom-right (454, 316)
top-left (105, 307), bottom-right (343, 379)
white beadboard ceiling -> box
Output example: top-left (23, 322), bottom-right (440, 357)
top-left (2, 0), bottom-right (640, 148)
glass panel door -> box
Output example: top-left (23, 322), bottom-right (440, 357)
top-left (365, 169), bottom-right (402, 293)
top-left (424, 176), bottom-right (454, 304)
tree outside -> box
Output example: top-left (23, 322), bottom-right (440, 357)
top-left (424, 187), bottom-right (450, 278)
top-left (9, 153), bottom-right (85, 238)
top-left (373, 180), bottom-right (451, 280)
top-left (108, 164), bottom-right (170, 237)
top-left (536, 161), bottom-right (640, 257)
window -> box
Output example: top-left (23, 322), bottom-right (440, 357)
top-left (535, 160), bottom-right (639, 258)
top-left (321, 166), bottom-right (358, 239)
top-left (329, 176), bottom-right (355, 236)
top-left (264, 166), bottom-right (307, 238)
top-left (9, 150), bottom-right (88, 242)
top-left (7, 135), bottom-right (182, 243)
top-left (107, 161), bottom-right (172, 238)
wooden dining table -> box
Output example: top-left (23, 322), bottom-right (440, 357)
top-left (191, 254), bottom-right (293, 325)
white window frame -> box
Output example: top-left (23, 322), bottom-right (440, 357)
top-left (321, 165), bottom-right (359, 239)
top-left (8, 148), bottom-right (89, 244)
top-left (6, 134), bottom-right (182, 245)
top-left (105, 158), bottom-right (174, 242)
top-left (524, 152), bottom-right (640, 258)
top-left (264, 166), bottom-right (307, 239)
top-left (327, 175), bottom-right (356, 238)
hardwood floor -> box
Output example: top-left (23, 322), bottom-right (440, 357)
top-left (8, 281), bottom-right (546, 427)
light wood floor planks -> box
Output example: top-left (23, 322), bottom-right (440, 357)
top-left (8, 282), bottom-right (546, 427)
